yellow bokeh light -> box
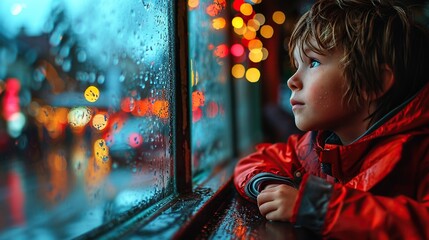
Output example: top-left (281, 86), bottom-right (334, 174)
top-left (232, 64), bottom-right (245, 79)
top-left (243, 29), bottom-right (257, 40)
top-left (188, 0), bottom-right (199, 8)
top-left (250, 0), bottom-right (262, 4)
top-left (84, 86), bottom-right (100, 103)
top-left (246, 68), bottom-right (261, 83)
top-left (92, 113), bottom-right (109, 131)
top-left (249, 49), bottom-right (263, 63)
top-left (260, 25), bottom-right (274, 39)
top-left (262, 47), bottom-right (269, 60)
top-left (247, 19), bottom-right (260, 32)
top-left (240, 3), bottom-right (253, 16)
top-left (273, 11), bottom-right (286, 24)
top-left (232, 17), bottom-right (244, 29)
top-left (234, 25), bottom-right (247, 35)
top-left (254, 13), bottom-right (265, 25)
top-left (248, 39), bottom-right (263, 50)
top-left (94, 139), bottom-right (110, 164)
top-left (212, 17), bottom-right (226, 30)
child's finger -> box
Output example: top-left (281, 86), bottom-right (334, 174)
top-left (258, 201), bottom-right (277, 216)
top-left (257, 191), bottom-right (275, 206)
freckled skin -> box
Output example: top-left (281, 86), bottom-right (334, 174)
top-left (287, 39), bottom-right (372, 145)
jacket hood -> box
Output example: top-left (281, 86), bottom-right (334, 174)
top-left (360, 82), bottom-right (429, 141)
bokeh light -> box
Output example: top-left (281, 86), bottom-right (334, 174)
top-left (7, 112), bottom-right (26, 138)
top-left (152, 100), bottom-right (169, 119)
top-left (192, 90), bottom-right (205, 111)
top-left (128, 132), bottom-right (143, 148)
top-left (214, 44), bottom-right (229, 58)
top-left (240, 3), bottom-right (253, 16)
top-left (84, 86), bottom-right (100, 103)
top-left (243, 29), bottom-right (256, 40)
top-left (120, 97), bottom-right (135, 113)
top-left (188, 0), bottom-right (199, 9)
top-left (232, 64), bottom-right (245, 78)
top-left (248, 39), bottom-right (263, 50)
top-left (92, 112), bottom-right (109, 131)
top-left (231, 43), bottom-right (245, 57)
top-left (232, 0), bottom-right (244, 12)
top-left (254, 13), bottom-right (265, 25)
top-left (272, 11), bottom-right (286, 24)
top-left (260, 25), bottom-right (274, 38)
top-left (206, 101), bottom-right (219, 118)
top-left (245, 68), bottom-right (261, 83)
top-left (232, 17), bottom-right (244, 29)
top-left (249, 49), bottom-right (263, 63)
top-left (68, 107), bottom-right (92, 128)
top-left (132, 98), bottom-right (151, 117)
top-left (234, 25), bottom-right (247, 35)
top-left (94, 139), bottom-right (109, 163)
top-left (212, 17), bottom-right (226, 30)
top-left (247, 19), bottom-right (260, 31)
top-left (192, 107), bottom-right (203, 122)
top-left (261, 47), bottom-right (269, 60)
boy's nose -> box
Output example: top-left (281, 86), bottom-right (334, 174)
top-left (287, 73), bottom-right (302, 91)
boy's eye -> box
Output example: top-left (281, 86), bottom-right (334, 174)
top-left (310, 59), bottom-right (320, 68)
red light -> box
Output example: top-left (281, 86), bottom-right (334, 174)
top-left (214, 44), bottom-right (229, 58)
top-left (193, 107), bottom-right (203, 122)
top-left (231, 43), bottom-right (245, 57)
top-left (206, 101), bottom-right (219, 118)
top-left (232, 0), bottom-right (244, 12)
top-left (128, 132), bottom-right (143, 148)
top-left (2, 78), bottom-right (21, 121)
top-left (120, 97), bottom-right (135, 113)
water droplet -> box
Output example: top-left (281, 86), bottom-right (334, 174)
top-left (77, 50), bottom-right (87, 62)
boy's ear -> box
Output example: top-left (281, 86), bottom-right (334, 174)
top-left (379, 64), bottom-right (395, 98)
top-left (364, 64), bottom-right (395, 101)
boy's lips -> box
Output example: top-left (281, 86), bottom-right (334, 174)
top-left (290, 99), bottom-right (304, 110)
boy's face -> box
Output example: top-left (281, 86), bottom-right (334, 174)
top-left (287, 39), bottom-right (371, 143)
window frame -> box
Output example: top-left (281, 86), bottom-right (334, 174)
top-left (75, 1), bottom-right (238, 238)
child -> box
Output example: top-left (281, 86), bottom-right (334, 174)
top-left (234, 0), bottom-right (429, 239)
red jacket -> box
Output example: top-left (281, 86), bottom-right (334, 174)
top-left (234, 84), bottom-right (429, 239)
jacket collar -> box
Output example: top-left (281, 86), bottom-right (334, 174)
top-left (314, 82), bottom-right (429, 189)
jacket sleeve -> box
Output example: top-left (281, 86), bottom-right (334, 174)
top-left (293, 173), bottom-right (429, 239)
top-left (233, 134), bottom-right (305, 202)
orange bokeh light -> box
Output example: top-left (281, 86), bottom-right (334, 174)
top-left (132, 98), bottom-right (151, 117)
top-left (152, 100), bottom-right (169, 119)
top-left (188, 0), bottom-right (199, 9)
top-left (192, 90), bottom-right (205, 111)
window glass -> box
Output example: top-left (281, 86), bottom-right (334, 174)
top-left (0, 0), bottom-right (175, 238)
top-left (188, 0), bottom-right (233, 176)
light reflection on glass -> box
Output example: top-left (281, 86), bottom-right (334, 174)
top-left (189, 0), bottom-right (233, 176)
top-left (0, 0), bottom-right (175, 238)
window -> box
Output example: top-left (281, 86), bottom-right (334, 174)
top-left (0, 1), bottom-right (176, 238)
top-left (188, 0), bottom-right (234, 177)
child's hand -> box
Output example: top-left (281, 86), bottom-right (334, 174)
top-left (257, 184), bottom-right (298, 222)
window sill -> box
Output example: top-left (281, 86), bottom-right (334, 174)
top-left (76, 159), bottom-right (236, 239)
top-left (76, 159), bottom-right (319, 239)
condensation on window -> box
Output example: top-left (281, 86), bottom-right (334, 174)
top-left (188, 0), bottom-right (233, 176)
top-left (0, 0), bottom-right (175, 238)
